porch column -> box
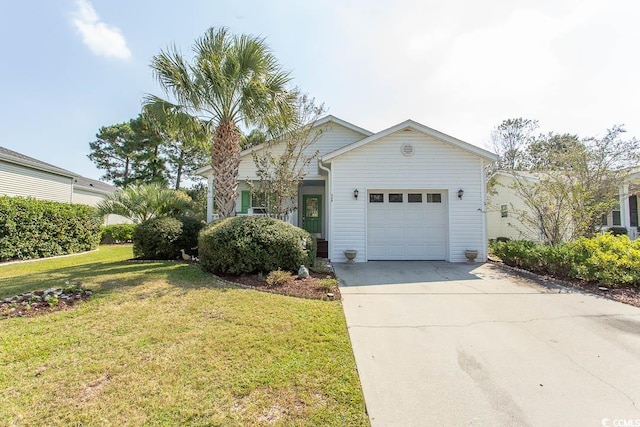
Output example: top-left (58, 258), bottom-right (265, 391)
top-left (619, 184), bottom-right (631, 231)
top-left (207, 175), bottom-right (215, 223)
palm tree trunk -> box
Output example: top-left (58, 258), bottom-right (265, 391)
top-left (212, 121), bottom-right (240, 218)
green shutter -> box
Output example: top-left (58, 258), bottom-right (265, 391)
top-left (240, 191), bottom-right (250, 214)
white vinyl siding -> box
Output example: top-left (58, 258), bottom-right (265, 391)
top-left (0, 160), bottom-right (73, 203)
top-left (329, 130), bottom-right (487, 263)
top-left (486, 174), bottom-right (541, 241)
top-left (237, 122), bottom-right (366, 181)
top-left (73, 187), bottom-right (130, 225)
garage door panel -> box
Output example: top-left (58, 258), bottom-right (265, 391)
top-left (367, 191), bottom-right (447, 260)
top-left (406, 244), bottom-right (428, 258)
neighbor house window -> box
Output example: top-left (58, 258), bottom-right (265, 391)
top-left (389, 193), bottom-right (403, 203)
top-left (612, 210), bottom-right (621, 226)
top-left (426, 193), bottom-right (442, 203)
top-left (408, 193), bottom-right (422, 203)
top-left (601, 214), bottom-right (608, 226)
top-left (501, 204), bottom-right (508, 218)
top-left (369, 193), bottom-right (384, 203)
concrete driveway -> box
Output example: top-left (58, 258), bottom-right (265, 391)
top-left (336, 261), bottom-right (640, 427)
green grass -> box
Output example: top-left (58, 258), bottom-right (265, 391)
top-left (0, 246), bottom-right (368, 426)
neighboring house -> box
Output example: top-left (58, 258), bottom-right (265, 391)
top-left (72, 176), bottom-right (129, 225)
top-left (197, 115), bottom-right (498, 263)
top-left (486, 171), bottom-right (542, 241)
top-left (0, 146), bottom-right (76, 203)
top-left (487, 169), bottom-right (640, 242)
top-left (0, 146), bottom-right (127, 224)
top-left (617, 168), bottom-right (640, 239)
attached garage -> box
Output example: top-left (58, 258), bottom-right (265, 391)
top-left (367, 190), bottom-right (447, 260)
top-left (321, 119), bottom-right (498, 263)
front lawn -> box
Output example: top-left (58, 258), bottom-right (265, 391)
top-left (0, 246), bottom-right (368, 426)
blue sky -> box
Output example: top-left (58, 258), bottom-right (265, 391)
top-left (1, 0), bottom-right (639, 182)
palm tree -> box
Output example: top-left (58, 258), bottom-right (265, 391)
top-left (97, 183), bottom-right (193, 224)
top-left (148, 27), bottom-right (296, 218)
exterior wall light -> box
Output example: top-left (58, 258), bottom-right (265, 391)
top-left (354, 189), bottom-right (359, 200)
top-left (457, 189), bottom-right (464, 199)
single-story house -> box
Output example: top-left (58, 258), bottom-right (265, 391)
top-left (487, 169), bottom-right (639, 242)
top-left (0, 145), bottom-right (127, 224)
top-left (486, 171), bottom-right (543, 241)
top-left (197, 116), bottom-right (498, 263)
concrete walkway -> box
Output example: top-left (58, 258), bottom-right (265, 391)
top-left (336, 261), bottom-right (640, 427)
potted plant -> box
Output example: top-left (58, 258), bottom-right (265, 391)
top-left (464, 249), bottom-right (478, 264)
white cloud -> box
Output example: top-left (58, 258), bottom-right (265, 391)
top-left (71, 0), bottom-right (131, 60)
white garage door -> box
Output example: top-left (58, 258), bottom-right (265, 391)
top-left (367, 191), bottom-right (447, 260)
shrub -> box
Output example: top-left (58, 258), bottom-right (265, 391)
top-left (317, 276), bottom-right (339, 291)
top-left (490, 234), bottom-right (640, 287)
top-left (133, 217), bottom-right (183, 260)
top-left (100, 224), bottom-right (136, 244)
top-left (489, 240), bottom-right (542, 271)
top-left (0, 196), bottom-right (102, 261)
top-left (199, 216), bottom-right (317, 275)
top-left (266, 269), bottom-right (293, 286)
top-left (175, 216), bottom-right (205, 256)
top-left (571, 234), bottom-right (640, 286)
top-left (132, 216), bottom-right (205, 260)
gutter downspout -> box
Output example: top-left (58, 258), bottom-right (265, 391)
top-left (318, 158), bottom-right (332, 261)
top-left (480, 159), bottom-right (488, 261)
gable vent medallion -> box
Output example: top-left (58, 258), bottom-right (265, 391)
top-left (401, 144), bottom-right (415, 157)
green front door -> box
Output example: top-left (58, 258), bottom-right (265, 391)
top-left (302, 194), bottom-right (322, 234)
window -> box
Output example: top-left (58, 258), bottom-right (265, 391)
top-left (426, 193), bottom-right (442, 203)
top-left (501, 204), bottom-right (508, 218)
top-left (601, 214), bottom-right (608, 226)
top-left (369, 193), bottom-right (384, 203)
top-left (612, 210), bottom-right (621, 226)
top-left (408, 193), bottom-right (422, 203)
top-left (389, 193), bottom-right (403, 203)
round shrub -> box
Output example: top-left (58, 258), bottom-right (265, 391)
top-left (100, 223), bottom-right (136, 244)
top-left (199, 216), bottom-right (317, 275)
top-left (175, 216), bottom-right (205, 256)
top-left (132, 216), bottom-right (205, 260)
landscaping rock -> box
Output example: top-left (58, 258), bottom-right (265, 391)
top-left (2, 284), bottom-right (93, 319)
top-left (298, 265), bottom-right (309, 279)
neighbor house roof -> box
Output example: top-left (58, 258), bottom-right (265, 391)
top-left (489, 170), bottom-right (545, 183)
top-left (195, 115), bottom-right (372, 176)
top-left (73, 176), bottom-right (116, 194)
top-left (0, 146), bottom-right (77, 178)
top-left (321, 119), bottom-right (498, 163)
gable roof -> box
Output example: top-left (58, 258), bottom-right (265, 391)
top-left (196, 115), bottom-right (372, 176)
top-left (0, 146), bottom-right (77, 178)
top-left (73, 176), bottom-right (116, 194)
top-left (321, 119), bottom-right (498, 163)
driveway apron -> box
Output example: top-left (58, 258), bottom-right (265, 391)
top-left (336, 261), bottom-right (640, 427)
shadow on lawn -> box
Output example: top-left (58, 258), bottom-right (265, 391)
top-left (0, 260), bottom-right (234, 299)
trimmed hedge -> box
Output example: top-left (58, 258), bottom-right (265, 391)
top-left (0, 196), bottom-right (102, 261)
top-left (489, 233), bottom-right (640, 287)
top-left (101, 223), bottom-right (136, 244)
top-left (132, 216), bottom-right (204, 260)
top-left (199, 216), bottom-right (316, 275)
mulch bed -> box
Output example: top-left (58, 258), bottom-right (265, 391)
top-left (1, 284), bottom-right (93, 319)
top-left (489, 258), bottom-right (640, 308)
top-left (219, 271), bottom-right (340, 300)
